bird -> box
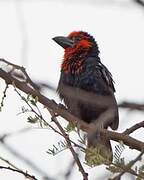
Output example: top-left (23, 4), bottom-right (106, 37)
top-left (52, 31), bottom-right (119, 165)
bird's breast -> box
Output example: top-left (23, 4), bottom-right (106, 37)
top-left (61, 58), bottom-right (84, 75)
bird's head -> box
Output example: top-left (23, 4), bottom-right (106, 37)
top-left (53, 31), bottom-right (100, 74)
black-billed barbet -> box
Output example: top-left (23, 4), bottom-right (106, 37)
top-left (53, 31), bottom-right (119, 164)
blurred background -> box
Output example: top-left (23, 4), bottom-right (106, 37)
top-left (0, 0), bottom-right (144, 179)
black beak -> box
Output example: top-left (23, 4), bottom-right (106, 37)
top-left (52, 36), bottom-right (74, 49)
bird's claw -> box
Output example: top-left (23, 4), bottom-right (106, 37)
top-left (88, 121), bottom-right (104, 141)
top-left (58, 103), bottom-right (66, 109)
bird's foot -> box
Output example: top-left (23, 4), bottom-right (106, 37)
top-left (58, 103), bottom-right (66, 110)
top-left (90, 121), bottom-right (104, 137)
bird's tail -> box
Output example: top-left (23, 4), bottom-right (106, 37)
top-left (85, 133), bottom-right (113, 166)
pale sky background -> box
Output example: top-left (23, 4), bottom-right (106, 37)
top-left (0, 1), bottom-right (144, 180)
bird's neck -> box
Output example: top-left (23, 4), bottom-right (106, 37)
top-left (61, 46), bottom-right (99, 74)
top-left (61, 56), bottom-right (84, 75)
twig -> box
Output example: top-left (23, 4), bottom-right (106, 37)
top-left (111, 150), bottom-right (144, 179)
top-left (109, 163), bottom-right (139, 180)
top-left (123, 120), bottom-right (144, 135)
top-left (0, 83), bottom-right (9, 111)
top-left (0, 165), bottom-right (38, 180)
top-left (0, 156), bottom-right (20, 170)
top-left (119, 102), bottom-right (144, 111)
top-left (0, 140), bottom-right (51, 179)
top-left (0, 58), bottom-right (39, 90)
top-left (14, 87), bottom-right (85, 151)
top-left (49, 109), bottom-right (88, 180)
top-left (64, 158), bottom-right (76, 179)
top-left (101, 129), bottom-right (144, 151)
top-left (0, 156), bottom-right (39, 180)
top-left (133, 0), bottom-right (144, 7)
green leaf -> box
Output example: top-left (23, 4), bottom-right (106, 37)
top-left (27, 116), bottom-right (39, 124)
top-left (27, 94), bottom-right (38, 106)
top-left (65, 122), bottom-right (76, 132)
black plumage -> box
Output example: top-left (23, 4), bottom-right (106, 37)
top-left (53, 31), bottom-right (119, 163)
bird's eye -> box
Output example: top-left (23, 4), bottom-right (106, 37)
top-left (73, 36), bottom-right (81, 42)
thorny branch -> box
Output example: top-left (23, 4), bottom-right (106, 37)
top-left (0, 129), bottom-right (53, 179)
top-left (0, 139), bottom-right (51, 179)
top-left (110, 164), bottom-right (139, 180)
top-left (15, 86), bottom-right (87, 178)
top-left (133, 0), bottom-right (144, 7)
top-left (49, 109), bottom-right (88, 180)
top-left (0, 156), bottom-right (21, 170)
top-left (0, 59), bottom-right (144, 179)
top-left (14, 87), bottom-right (85, 151)
top-left (0, 165), bottom-right (38, 180)
top-left (111, 150), bottom-right (144, 180)
top-left (0, 58), bottom-right (39, 90)
top-left (0, 59), bottom-right (144, 152)
top-left (123, 120), bottom-right (144, 135)
top-left (0, 155), bottom-right (38, 180)
top-left (119, 102), bottom-right (144, 111)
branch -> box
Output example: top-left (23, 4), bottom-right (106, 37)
top-left (123, 120), bottom-right (144, 135)
top-left (111, 150), bottom-right (144, 179)
top-left (0, 60), bottom-right (144, 152)
top-left (100, 129), bottom-right (144, 151)
top-left (133, 0), bottom-right (144, 7)
top-left (0, 138), bottom-right (51, 179)
top-left (0, 156), bottom-right (20, 170)
top-left (0, 58), bottom-right (39, 90)
top-left (14, 88), bottom-right (85, 151)
top-left (48, 109), bottom-right (88, 180)
top-left (119, 102), bottom-right (144, 111)
top-left (0, 166), bottom-right (38, 180)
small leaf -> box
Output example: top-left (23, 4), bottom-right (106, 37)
top-left (21, 96), bottom-right (26, 101)
top-left (47, 148), bottom-right (55, 155)
top-left (46, 141), bottom-right (68, 156)
top-left (113, 142), bottom-right (125, 163)
top-left (27, 94), bottom-right (38, 106)
top-left (65, 122), bottom-right (76, 132)
top-left (27, 116), bottom-right (39, 124)
top-left (27, 94), bottom-right (30, 100)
